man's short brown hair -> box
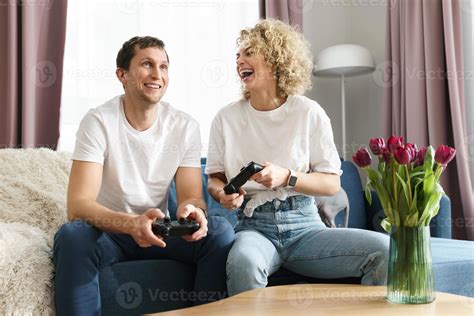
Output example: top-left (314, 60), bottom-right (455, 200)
top-left (116, 36), bottom-right (168, 70)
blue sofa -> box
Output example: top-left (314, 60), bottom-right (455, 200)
top-left (99, 159), bottom-right (474, 315)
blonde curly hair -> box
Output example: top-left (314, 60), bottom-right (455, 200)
top-left (237, 19), bottom-right (313, 99)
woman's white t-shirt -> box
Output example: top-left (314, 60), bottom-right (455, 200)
top-left (205, 95), bottom-right (341, 214)
top-left (72, 95), bottom-right (201, 215)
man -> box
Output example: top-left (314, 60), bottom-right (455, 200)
top-left (53, 36), bottom-right (234, 315)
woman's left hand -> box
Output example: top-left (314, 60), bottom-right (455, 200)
top-left (250, 162), bottom-right (290, 189)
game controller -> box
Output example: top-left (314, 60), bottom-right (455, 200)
top-left (223, 161), bottom-right (264, 195)
top-left (152, 217), bottom-right (200, 238)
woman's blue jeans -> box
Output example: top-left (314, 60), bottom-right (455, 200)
top-left (53, 216), bottom-right (234, 316)
top-left (226, 195), bottom-right (389, 296)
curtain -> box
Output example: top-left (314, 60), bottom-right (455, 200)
top-left (259, 0), bottom-right (303, 30)
top-left (384, 0), bottom-right (473, 240)
top-left (0, 0), bottom-right (68, 149)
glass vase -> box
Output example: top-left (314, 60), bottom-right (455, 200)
top-left (387, 226), bottom-right (435, 304)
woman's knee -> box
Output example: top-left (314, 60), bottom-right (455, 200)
top-left (226, 240), bottom-right (268, 276)
top-left (368, 231), bottom-right (390, 257)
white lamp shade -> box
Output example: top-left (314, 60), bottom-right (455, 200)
top-left (313, 44), bottom-right (375, 77)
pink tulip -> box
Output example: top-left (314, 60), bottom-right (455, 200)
top-left (414, 146), bottom-right (427, 167)
top-left (387, 136), bottom-right (404, 154)
top-left (434, 144), bottom-right (456, 166)
top-left (353, 148), bottom-right (372, 168)
top-left (405, 143), bottom-right (418, 162)
top-left (369, 138), bottom-right (386, 155)
top-left (381, 148), bottom-right (391, 164)
top-left (394, 146), bottom-right (413, 165)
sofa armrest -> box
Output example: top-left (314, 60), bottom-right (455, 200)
top-left (366, 192), bottom-right (452, 238)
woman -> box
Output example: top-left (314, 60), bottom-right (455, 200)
top-left (205, 19), bottom-right (389, 296)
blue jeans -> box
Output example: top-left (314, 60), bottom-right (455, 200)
top-left (226, 195), bottom-right (389, 296)
top-left (53, 216), bottom-right (234, 316)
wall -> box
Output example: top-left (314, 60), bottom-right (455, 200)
top-left (303, 0), bottom-right (387, 159)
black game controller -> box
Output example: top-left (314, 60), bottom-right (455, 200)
top-left (223, 161), bottom-right (264, 195)
top-left (152, 217), bottom-right (200, 238)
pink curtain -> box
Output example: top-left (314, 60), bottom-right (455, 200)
top-left (259, 0), bottom-right (303, 30)
top-left (384, 0), bottom-right (473, 240)
top-left (0, 1), bottom-right (68, 149)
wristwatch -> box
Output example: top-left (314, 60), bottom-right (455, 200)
top-left (287, 169), bottom-right (298, 187)
top-left (196, 207), bottom-right (208, 218)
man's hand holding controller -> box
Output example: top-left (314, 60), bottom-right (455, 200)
top-left (130, 208), bottom-right (167, 248)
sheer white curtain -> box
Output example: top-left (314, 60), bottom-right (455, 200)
top-left (58, 0), bottom-right (259, 155)
top-left (462, 0), bottom-right (474, 190)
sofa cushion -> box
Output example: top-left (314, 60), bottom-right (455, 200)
top-left (339, 160), bottom-right (367, 229)
top-left (432, 237), bottom-right (474, 296)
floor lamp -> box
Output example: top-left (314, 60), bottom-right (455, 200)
top-left (313, 44), bottom-right (375, 159)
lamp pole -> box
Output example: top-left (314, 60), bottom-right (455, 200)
top-left (341, 74), bottom-right (346, 160)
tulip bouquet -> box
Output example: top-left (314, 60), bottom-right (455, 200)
top-left (353, 136), bottom-right (456, 304)
top-left (353, 136), bottom-right (455, 232)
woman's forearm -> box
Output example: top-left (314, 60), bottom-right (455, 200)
top-left (207, 175), bottom-right (226, 202)
top-left (290, 171), bottom-right (340, 196)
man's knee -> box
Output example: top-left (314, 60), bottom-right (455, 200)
top-left (54, 220), bottom-right (101, 252)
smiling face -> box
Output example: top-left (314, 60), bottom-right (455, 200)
top-left (236, 46), bottom-right (277, 95)
top-left (116, 46), bottom-right (169, 105)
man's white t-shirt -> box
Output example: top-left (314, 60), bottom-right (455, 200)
top-left (205, 95), bottom-right (341, 201)
top-left (72, 95), bottom-right (201, 215)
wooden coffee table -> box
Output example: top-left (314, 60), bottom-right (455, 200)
top-left (149, 284), bottom-right (474, 315)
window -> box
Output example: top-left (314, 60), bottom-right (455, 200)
top-left (462, 0), bottom-right (474, 190)
top-left (58, 0), bottom-right (259, 155)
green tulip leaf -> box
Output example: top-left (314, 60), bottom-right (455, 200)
top-left (365, 185), bottom-right (373, 205)
top-left (366, 168), bottom-right (382, 184)
top-left (419, 189), bottom-right (443, 225)
top-left (423, 146), bottom-right (435, 171)
top-left (381, 218), bottom-right (391, 233)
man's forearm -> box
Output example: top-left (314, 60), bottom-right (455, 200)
top-left (68, 199), bottom-right (138, 234)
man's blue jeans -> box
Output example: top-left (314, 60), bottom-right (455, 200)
top-left (53, 216), bottom-right (234, 315)
top-left (226, 195), bottom-right (389, 296)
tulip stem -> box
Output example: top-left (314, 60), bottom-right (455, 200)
top-left (391, 157), bottom-right (399, 226)
top-left (404, 165), bottom-right (413, 209)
